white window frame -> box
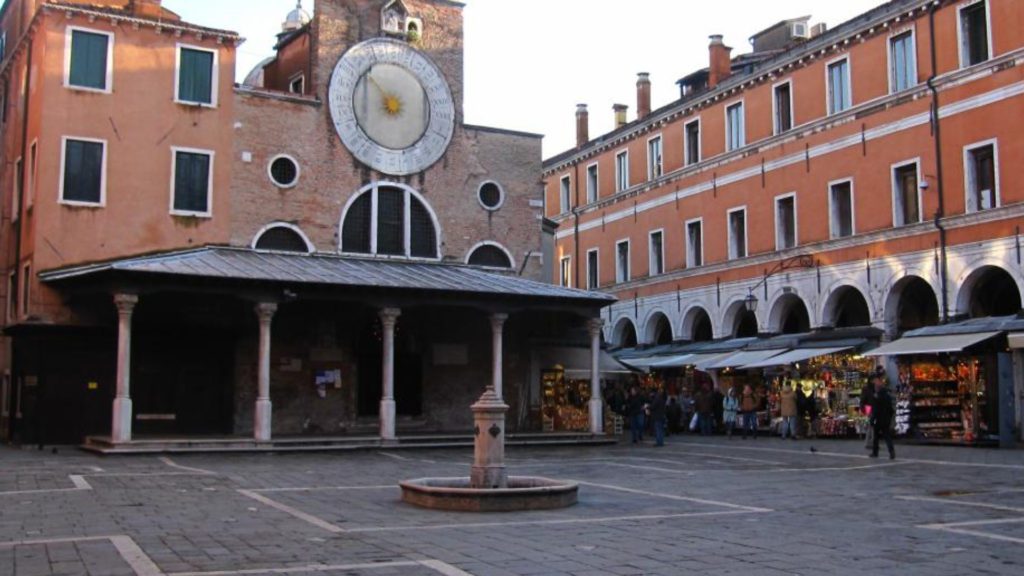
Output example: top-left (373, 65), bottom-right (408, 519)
top-left (684, 117), bottom-right (701, 166)
top-left (774, 192), bottom-right (798, 251)
top-left (559, 174), bottom-right (571, 214)
top-left (727, 206), bottom-right (748, 260)
top-left (615, 238), bottom-right (631, 283)
top-left (615, 149), bottom-right (629, 192)
top-left (288, 73), bottom-right (305, 94)
top-left (724, 100), bottom-right (745, 151)
top-left (887, 27), bottom-right (917, 94)
top-left (585, 162), bottom-right (599, 204)
top-left (559, 255), bottom-right (572, 288)
top-left (174, 43), bottom-right (219, 108)
top-left (891, 157), bottom-right (923, 226)
top-left (337, 181), bottom-right (443, 260)
top-left (169, 146), bottom-right (215, 217)
top-left (825, 55), bottom-right (852, 115)
top-left (685, 217), bottom-right (703, 268)
top-left (963, 138), bottom-right (1000, 212)
top-left (586, 248), bottom-right (599, 290)
top-left (27, 139), bottom-right (36, 207)
top-left (957, 0), bottom-right (993, 69)
top-left (63, 26), bottom-right (114, 94)
top-left (772, 79), bottom-right (794, 135)
top-left (58, 136), bottom-right (108, 207)
top-left (648, 229), bottom-right (665, 276)
top-left (11, 156), bottom-right (21, 220)
top-left (251, 222), bottom-right (316, 254)
top-left (646, 134), bottom-right (663, 181)
top-left (827, 177), bottom-right (856, 239)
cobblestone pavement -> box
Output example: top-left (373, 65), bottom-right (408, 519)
top-left (2, 436), bottom-right (1024, 575)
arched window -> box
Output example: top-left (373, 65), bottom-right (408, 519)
top-left (467, 243), bottom-right (512, 268)
top-left (252, 223), bottom-right (313, 253)
top-left (340, 184), bottom-right (439, 259)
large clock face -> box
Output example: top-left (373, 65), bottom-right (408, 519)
top-left (329, 38), bottom-right (455, 176)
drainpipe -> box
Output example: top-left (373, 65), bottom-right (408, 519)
top-left (928, 4), bottom-right (950, 323)
top-left (573, 162), bottom-right (580, 288)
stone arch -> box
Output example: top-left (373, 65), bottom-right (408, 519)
top-left (251, 222), bottom-right (315, 253)
top-left (954, 264), bottom-right (1023, 318)
top-left (611, 317), bottom-right (638, 348)
top-left (642, 310), bottom-right (674, 345)
top-left (338, 181), bottom-right (442, 258)
top-left (680, 305), bottom-right (714, 342)
top-left (722, 297), bottom-right (759, 338)
top-left (884, 274), bottom-right (940, 336)
top-left (767, 292), bottom-right (811, 334)
top-left (820, 284), bottom-right (872, 328)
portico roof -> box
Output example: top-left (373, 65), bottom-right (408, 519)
top-left (39, 246), bottom-right (615, 309)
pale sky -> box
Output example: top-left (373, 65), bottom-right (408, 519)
top-left (163, 0), bottom-right (883, 158)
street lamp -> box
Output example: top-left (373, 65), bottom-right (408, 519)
top-left (744, 254), bottom-right (816, 312)
top-left (744, 290), bottom-right (758, 313)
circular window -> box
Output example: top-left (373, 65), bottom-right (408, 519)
top-left (477, 181), bottom-right (504, 211)
top-left (268, 155), bottom-right (300, 188)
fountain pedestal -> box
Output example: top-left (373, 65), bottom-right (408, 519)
top-left (470, 387), bottom-right (508, 489)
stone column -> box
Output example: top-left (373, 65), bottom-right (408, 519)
top-left (379, 307), bottom-right (401, 441)
top-left (254, 302), bottom-right (277, 442)
top-left (587, 318), bottom-right (605, 434)
top-left (471, 386), bottom-right (509, 489)
top-left (111, 293), bottom-right (139, 444)
top-left (490, 313), bottom-right (508, 400)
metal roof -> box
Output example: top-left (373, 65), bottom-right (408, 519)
top-left (39, 247), bottom-right (616, 306)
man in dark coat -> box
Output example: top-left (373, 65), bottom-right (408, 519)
top-left (626, 386), bottom-right (646, 444)
top-left (666, 396), bottom-right (683, 435)
top-left (695, 385), bottom-right (715, 436)
top-left (650, 389), bottom-right (668, 447)
top-left (870, 375), bottom-right (896, 459)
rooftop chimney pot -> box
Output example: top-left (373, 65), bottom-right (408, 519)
top-left (708, 34), bottom-right (733, 89)
top-left (575, 104), bottom-right (589, 147)
top-left (613, 104), bottom-right (629, 128)
top-left (636, 72), bottom-right (651, 119)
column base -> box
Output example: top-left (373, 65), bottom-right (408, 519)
top-left (589, 398), bottom-right (604, 435)
top-left (380, 399), bottom-right (396, 440)
top-left (111, 397), bottom-right (133, 444)
top-left (255, 398), bottom-right (272, 442)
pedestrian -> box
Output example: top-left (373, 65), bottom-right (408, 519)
top-left (626, 386), bottom-right (645, 444)
top-left (712, 385), bottom-right (725, 433)
top-left (695, 384), bottom-right (714, 436)
top-left (861, 373), bottom-right (877, 450)
top-left (722, 387), bottom-right (739, 438)
top-left (870, 375), bottom-right (896, 459)
top-left (740, 384), bottom-right (760, 439)
top-left (666, 396), bottom-right (683, 435)
top-left (780, 380), bottom-right (799, 440)
top-left (680, 387), bottom-right (695, 433)
top-left (650, 388), bottom-right (667, 447)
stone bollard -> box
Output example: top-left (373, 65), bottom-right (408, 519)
top-left (470, 386), bottom-right (509, 489)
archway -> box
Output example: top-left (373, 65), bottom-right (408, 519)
top-left (644, 312), bottom-right (673, 345)
top-left (822, 286), bottom-right (871, 328)
top-left (723, 299), bottom-right (759, 338)
top-left (958, 265), bottom-right (1022, 318)
top-left (769, 293), bottom-right (811, 334)
top-left (612, 318), bottom-right (638, 348)
top-left (683, 307), bottom-right (714, 342)
top-left (886, 276), bottom-right (940, 335)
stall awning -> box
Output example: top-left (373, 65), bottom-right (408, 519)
top-left (692, 352), bottom-right (743, 370)
top-left (618, 356), bottom-right (666, 369)
top-left (703, 348), bottom-right (789, 370)
top-left (1009, 333), bottom-right (1024, 349)
top-left (540, 347), bottom-right (634, 376)
top-left (741, 346), bottom-right (855, 369)
top-left (648, 353), bottom-right (696, 369)
top-left (863, 331), bottom-right (1001, 356)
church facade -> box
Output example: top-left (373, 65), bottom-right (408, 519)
top-left (0, 0), bottom-right (612, 446)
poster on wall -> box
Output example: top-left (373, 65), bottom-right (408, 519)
top-left (314, 369), bottom-right (342, 399)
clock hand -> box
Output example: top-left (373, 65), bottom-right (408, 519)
top-left (366, 73), bottom-right (403, 116)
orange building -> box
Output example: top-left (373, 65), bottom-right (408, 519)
top-left (0, 0), bottom-right (612, 447)
top-left (544, 0), bottom-right (1023, 443)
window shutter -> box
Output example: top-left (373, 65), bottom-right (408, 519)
top-left (63, 139), bottom-right (103, 203)
top-left (69, 31), bottom-right (108, 90)
top-left (179, 49), bottom-right (213, 104)
top-left (174, 152), bottom-right (210, 213)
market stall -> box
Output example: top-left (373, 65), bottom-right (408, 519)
top-left (538, 347), bottom-right (634, 432)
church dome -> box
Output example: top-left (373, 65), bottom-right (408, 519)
top-left (282, 1), bottom-right (311, 33)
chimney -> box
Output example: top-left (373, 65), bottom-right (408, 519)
top-left (636, 73), bottom-right (651, 119)
top-left (130, 1), bottom-right (164, 19)
top-left (575, 104), bottom-right (589, 147)
top-left (613, 104), bottom-right (629, 128)
top-left (708, 34), bottom-right (733, 89)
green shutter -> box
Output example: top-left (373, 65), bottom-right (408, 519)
top-left (174, 152), bottom-right (210, 213)
top-left (178, 48), bottom-right (214, 104)
top-left (63, 139), bottom-right (103, 203)
top-left (69, 31), bottom-right (109, 90)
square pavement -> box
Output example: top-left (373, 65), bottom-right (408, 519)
top-left (2, 435), bottom-right (1024, 575)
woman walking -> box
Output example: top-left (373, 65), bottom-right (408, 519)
top-left (740, 384), bottom-right (760, 439)
top-left (723, 387), bottom-right (739, 438)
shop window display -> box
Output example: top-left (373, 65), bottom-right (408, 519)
top-left (767, 353), bottom-right (876, 437)
top-left (542, 369), bottom-right (596, 431)
top-left (900, 357), bottom-right (990, 443)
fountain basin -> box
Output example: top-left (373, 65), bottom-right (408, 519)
top-left (400, 476), bottom-right (578, 512)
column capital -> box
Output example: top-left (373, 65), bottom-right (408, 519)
top-left (586, 317), bottom-right (604, 337)
top-left (113, 293), bottom-right (139, 315)
top-left (490, 312), bottom-right (508, 331)
top-left (255, 302), bottom-right (278, 323)
top-left (379, 307), bottom-right (401, 328)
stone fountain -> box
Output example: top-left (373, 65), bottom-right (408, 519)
top-left (399, 386), bottom-right (578, 512)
